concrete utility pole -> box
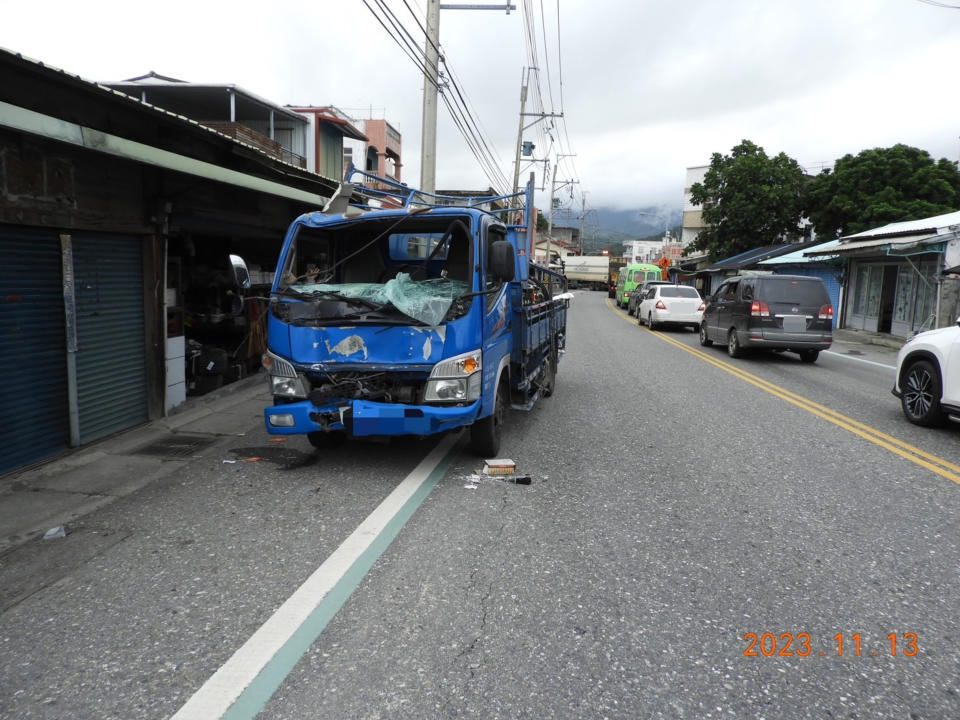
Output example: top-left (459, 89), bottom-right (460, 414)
top-left (510, 67), bottom-right (529, 204)
top-left (579, 193), bottom-right (588, 254)
top-left (419, 2), bottom-right (516, 196)
top-left (419, 0), bottom-right (440, 195)
top-left (547, 166), bottom-right (579, 266)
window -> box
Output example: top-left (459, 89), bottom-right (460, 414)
top-left (659, 286), bottom-right (700, 298)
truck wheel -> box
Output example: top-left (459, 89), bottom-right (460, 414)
top-left (541, 351), bottom-right (557, 398)
top-left (470, 378), bottom-right (507, 456)
top-left (308, 431), bottom-right (346, 449)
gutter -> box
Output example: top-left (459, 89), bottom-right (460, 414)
top-left (0, 100), bottom-right (331, 207)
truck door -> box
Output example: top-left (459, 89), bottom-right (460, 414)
top-left (481, 224), bottom-right (512, 394)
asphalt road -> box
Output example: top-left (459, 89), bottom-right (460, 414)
top-left (2, 290), bottom-right (958, 719)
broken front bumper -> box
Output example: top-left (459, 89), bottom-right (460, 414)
top-left (264, 398), bottom-right (481, 438)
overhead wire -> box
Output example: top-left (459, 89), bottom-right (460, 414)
top-left (394, 0), bottom-right (511, 192)
top-left (365, 0), bottom-right (584, 210)
top-left (364, 0), bottom-right (510, 192)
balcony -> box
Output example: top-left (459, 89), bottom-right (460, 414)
top-left (201, 121), bottom-right (306, 169)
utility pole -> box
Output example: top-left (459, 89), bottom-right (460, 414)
top-left (579, 194), bottom-right (586, 254)
top-left (510, 67), bottom-right (529, 205)
top-left (511, 67), bottom-right (563, 204)
top-left (419, 0), bottom-right (440, 195)
top-left (547, 167), bottom-right (579, 266)
top-left (419, 2), bottom-right (516, 196)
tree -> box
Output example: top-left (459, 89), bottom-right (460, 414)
top-left (803, 144), bottom-right (960, 238)
top-left (688, 140), bottom-right (807, 261)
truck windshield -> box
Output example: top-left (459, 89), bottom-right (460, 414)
top-left (275, 216), bottom-right (474, 325)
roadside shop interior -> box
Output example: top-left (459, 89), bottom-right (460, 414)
top-left (165, 233), bottom-right (278, 403)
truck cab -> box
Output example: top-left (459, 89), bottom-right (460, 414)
top-left (257, 170), bottom-right (567, 456)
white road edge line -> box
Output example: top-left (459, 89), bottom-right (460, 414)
top-left (822, 350), bottom-right (896, 370)
top-left (170, 432), bottom-right (460, 720)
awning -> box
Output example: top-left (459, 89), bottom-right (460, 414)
top-left (805, 233), bottom-right (943, 257)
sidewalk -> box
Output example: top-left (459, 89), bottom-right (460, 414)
top-left (0, 373), bottom-right (272, 553)
top-left (829, 327), bottom-right (905, 366)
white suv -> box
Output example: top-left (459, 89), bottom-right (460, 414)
top-left (892, 318), bottom-right (960, 426)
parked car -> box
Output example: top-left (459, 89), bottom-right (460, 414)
top-left (615, 263), bottom-right (662, 308)
top-left (699, 275), bottom-right (833, 362)
top-left (628, 280), bottom-right (671, 316)
top-left (637, 284), bottom-right (705, 331)
top-left (892, 318), bottom-right (960, 426)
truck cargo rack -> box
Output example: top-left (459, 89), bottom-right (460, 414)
top-left (343, 164), bottom-right (531, 230)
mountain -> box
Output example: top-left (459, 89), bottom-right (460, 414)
top-left (548, 203), bottom-right (683, 253)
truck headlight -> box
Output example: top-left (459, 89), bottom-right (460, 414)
top-left (264, 350), bottom-right (308, 398)
top-left (270, 374), bottom-right (309, 399)
top-left (424, 350), bottom-right (482, 402)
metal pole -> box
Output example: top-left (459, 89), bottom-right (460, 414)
top-left (579, 194), bottom-right (586, 254)
top-left (511, 68), bottom-right (528, 203)
top-left (546, 162), bottom-right (557, 267)
top-left (420, 0), bottom-right (440, 195)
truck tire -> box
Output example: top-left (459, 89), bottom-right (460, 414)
top-left (470, 378), bottom-right (507, 457)
top-left (542, 351), bottom-right (557, 398)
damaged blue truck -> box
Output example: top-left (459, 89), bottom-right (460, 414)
top-left (231, 169), bottom-right (568, 456)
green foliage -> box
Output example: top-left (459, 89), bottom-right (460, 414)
top-left (803, 144), bottom-right (960, 238)
top-left (688, 140), bottom-right (807, 261)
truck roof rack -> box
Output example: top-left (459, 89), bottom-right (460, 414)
top-left (343, 164), bottom-right (531, 229)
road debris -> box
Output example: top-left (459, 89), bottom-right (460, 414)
top-left (43, 525), bottom-right (67, 540)
top-left (482, 458), bottom-right (516, 475)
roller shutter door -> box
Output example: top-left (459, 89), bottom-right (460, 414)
top-left (73, 234), bottom-right (147, 444)
top-left (0, 230), bottom-right (70, 474)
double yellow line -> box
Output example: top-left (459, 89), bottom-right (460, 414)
top-left (612, 300), bottom-right (960, 484)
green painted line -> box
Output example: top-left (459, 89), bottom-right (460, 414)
top-left (221, 435), bottom-right (463, 720)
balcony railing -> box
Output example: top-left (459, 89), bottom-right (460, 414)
top-left (201, 121), bottom-right (306, 168)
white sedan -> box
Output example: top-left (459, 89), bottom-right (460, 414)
top-left (892, 318), bottom-right (960, 426)
top-left (637, 284), bottom-right (705, 331)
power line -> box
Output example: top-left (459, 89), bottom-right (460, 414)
top-left (364, 1), bottom-right (511, 192)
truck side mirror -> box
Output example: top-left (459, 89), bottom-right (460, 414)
top-left (227, 254), bottom-right (250, 316)
top-left (229, 254), bottom-right (251, 291)
top-left (489, 241), bottom-right (515, 282)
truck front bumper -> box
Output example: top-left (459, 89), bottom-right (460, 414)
top-left (264, 398), bottom-right (481, 438)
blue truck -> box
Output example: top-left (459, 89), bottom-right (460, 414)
top-left (233, 169), bottom-right (567, 456)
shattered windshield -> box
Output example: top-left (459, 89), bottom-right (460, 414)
top-left (275, 216), bottom-right (473, 326)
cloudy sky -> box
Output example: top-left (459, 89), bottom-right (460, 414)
top-left (3, 0), bottom-right (960, 222)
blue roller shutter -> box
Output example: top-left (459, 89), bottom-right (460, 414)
top-left (73, 234), bottom-right (147, 444)
top-left (0, 230), bottom-right (70, 474)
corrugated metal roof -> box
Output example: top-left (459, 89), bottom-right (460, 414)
top-left (699, 242), bottom-right (815, 271)
top-left (759, 239), bottom-right (842, 264)
top-left (842, 209), bottom-right (960, 240)
top-left (0, 47), bottom-right (341, 189)
top-left (807, 233), bottom-right (945, 257)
